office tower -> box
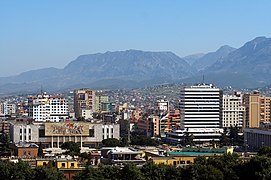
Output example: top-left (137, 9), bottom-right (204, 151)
top-left (179, 84), bottom-right (223, 142)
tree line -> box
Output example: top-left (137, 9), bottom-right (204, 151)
top-left (2, 147), bottom-right (271, 179)
top-left (74, 147), bottom-right (271, 180)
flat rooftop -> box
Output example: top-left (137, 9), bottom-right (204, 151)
top-left (167, 151), bottom-right (224, 156)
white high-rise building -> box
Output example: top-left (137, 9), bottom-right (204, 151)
top-left (223, 94), bottom-right (245, 128)
top-left (167, 84), bottom-right (223, 143)
top-left (28, 93), bottom-right (68, 122)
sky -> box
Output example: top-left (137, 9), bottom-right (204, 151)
top-left (1, 0), bottom-right (271, 77)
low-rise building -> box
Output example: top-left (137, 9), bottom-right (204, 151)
top-left (11, 142), bottom-right (39, 158)
top-left (101, 147), bottom-right (146, 166)
top-left (36, 156), bottom-right (83, 180)
top-left (244, 128), bottom-right (271, 150)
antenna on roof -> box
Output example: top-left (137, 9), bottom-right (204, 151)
top-left (202, 74), bottom-right (205, 84)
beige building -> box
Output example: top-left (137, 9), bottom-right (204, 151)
top-left (223, 94), bottom-right (245, 128)
top-left (243, 91), bottom-right (271, 128)
top-left (74, 89), bottom-right (96, 118)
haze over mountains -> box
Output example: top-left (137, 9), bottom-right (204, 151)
top-left (1, 36), bottom-right (271, 94)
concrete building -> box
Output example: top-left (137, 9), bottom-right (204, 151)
top-left (0, 102), bottom-right (16, 116)
top-left (101, 147), bottom-right (146, 165)
top-left (0, 120), bottom-right (11, 135)
top-left (244, 128), bottom-right (271, 150)
top-left (223, 94), bottom-right (245, 128)
top-left (74, 89), bottom-right (96, 119)
top-left (10, 121), bottom-right (39, 144)
top-left (38, 122), bottom-right (120, 148)
top-left (178, 84), bottom-right (223, 143)
top-left (157, 100), bottom-right (169, 112)
top-left (11, 142), bottom-right (39, 158)
top-left (137, 115), bottom-right (160, 137)
top-left (28, 93), bottom-right (68, 122)
top-left (243, 91), bottom-right (271, 128)
top-left (95, 95), bottom-right (109, 112)
top-left (160, 110), bottom-right (181, 137)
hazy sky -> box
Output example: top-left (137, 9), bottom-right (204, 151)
top-left (1, 0), bottom-right (271, 77)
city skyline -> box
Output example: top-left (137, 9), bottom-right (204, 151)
top-left (1, 0), bottom-right (271, 76)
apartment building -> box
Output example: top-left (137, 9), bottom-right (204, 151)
top-left (223, 94), bottom-right (245, 128)
top-left (28, 93), bottom-right (68, 122)
top-left (243, 91), bottom-right (271, 128)
top-left (74, 89), bottom-right (96, 119)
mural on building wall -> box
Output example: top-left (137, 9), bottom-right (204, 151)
top-left (45, 122), bottom-right (89, 136)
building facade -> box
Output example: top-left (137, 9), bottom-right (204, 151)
top-left (179, 84), bottom-right (223, 142)
top-left (244, 128), bottom-right (271, 150)
top-left (223, 94), bottom-right (245, 128)
top-left (160, 110), bottom-right (181, 137)
top-left (28, 93), bottom-right (68, 122)
top-left (10, 122), bottom-right (40, 143)
top-left (95, 95), bottom-right (109, 112)
top-left (243, 91), bottom-right (271, 128)
top-left (74, 89), bottom-right (96, 119)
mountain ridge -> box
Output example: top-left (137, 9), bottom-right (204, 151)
top-left (1, 37), bottom-right (271, 94)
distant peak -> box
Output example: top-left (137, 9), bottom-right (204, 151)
top-left (216, 45), bottom-right (236, 53)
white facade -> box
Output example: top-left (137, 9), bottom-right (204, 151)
top-left (223, 94), bottom-right (245, 128)
top-left (28, 94), bottom-right (68, 122)
top-left (179, 84), bottom-right (223, 142)
top-left (157, 100), bottom-right (169, 112)
top-left (0, 102), bottom-right (16, 116)
top-left (10, 123), bottom-right (39, 143)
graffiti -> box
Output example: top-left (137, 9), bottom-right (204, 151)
top-left (45, 123), bottom-right (88, 136)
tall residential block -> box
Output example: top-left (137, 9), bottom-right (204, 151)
top-left (74, 89), bottom-right (96, 118)
top-left (223, 94), bottom-right (245, 128)
top-left (243, 91), bottom-right (271, 128)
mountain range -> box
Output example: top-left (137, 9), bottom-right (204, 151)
top-left (1, 36), bottom-right (271, 94)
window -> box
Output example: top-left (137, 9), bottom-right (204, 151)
top-left (71, 163), bottom-right (74, 167)
top-left (29, 135), bottom-right (31, 141)
top-left (62, 163), bottom-right (65, 168)
top-left (89, 129), bottom-right (94, 137)
top-left (43, 162), bottom-right (47, 166)
top-left (187, 160), bottom-right (191, 164)
top-left (29, 129), bottom-right (31, 134)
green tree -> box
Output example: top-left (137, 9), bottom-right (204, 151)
top-left (258, 146), bottom-right (271, 157)
top-left (11, 160), bottom-right (35, 180)
top-left (120, 163), bottom-right (144, 180)
top-left (33, 166), bottom-right (65, 180)
top-left (183, 131), bottom-right (194, 146)
top-left (61, 142), bottom-right (80, 156)
top-left (141, 162), bottom-right (166, 180)
top-left (220, 128), bottom-right (230, 146)
top-left (0, 160), bottom-right (13, 180)
top-left (239, 156), bottom-right (271, 180)
top-left (102, 138), bottom-right (121, 147)
top-left (37, 142), bottom-right (43, 157)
